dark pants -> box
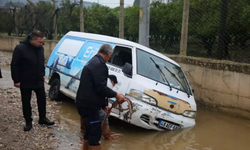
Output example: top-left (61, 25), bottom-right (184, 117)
top-left (20, 86), bottom-right (46, 123)
top-left (78, 106), bottom-right (102, 146)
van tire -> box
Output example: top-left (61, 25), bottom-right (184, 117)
top-left (49, 78), bottom-right (62, 101)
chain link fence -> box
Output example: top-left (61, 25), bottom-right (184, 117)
top-left (0, 0), bottom-right (249, 63)
top-left (188, 0), bottom-right (250, 63)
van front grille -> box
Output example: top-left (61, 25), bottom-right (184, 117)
top-left (140, 114), bottom-right (150, 124)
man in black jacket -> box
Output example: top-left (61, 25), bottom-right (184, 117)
top-left (11, 30), bottom-right (54, 131)
top-left (76, 44), bottom-right (124, 150)
top-left (80, 75), bottom-right (119, 140)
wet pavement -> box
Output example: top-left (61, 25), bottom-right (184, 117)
top-left (2, 66), bottom-right (250, 150)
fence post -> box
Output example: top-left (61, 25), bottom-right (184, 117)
top-left (53, 0), bottom-right (58, 40)
top-left (80, 0), bottom-right (84, 32)
top-left (119, 0), bottom-right (124, 38)
top-left (180, 0), bottom-right (190, 56)
top-left (139, 0), bottom-right (150, 47)
top-left (217, 0), bottom-right (229, 59)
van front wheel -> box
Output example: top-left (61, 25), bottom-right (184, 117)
top-left (49, 78), bottom-right (62, 101)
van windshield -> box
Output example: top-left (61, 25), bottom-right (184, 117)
top-left (136, 48), bottom-right (192, 95)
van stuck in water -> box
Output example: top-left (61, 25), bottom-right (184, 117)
top-left (45, 31), bottom-right (197, 131)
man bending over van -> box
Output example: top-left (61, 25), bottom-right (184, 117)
top-left (76, 44), bottom-right (125, 150)
top-left (80, 75), bottom-right (119, 140)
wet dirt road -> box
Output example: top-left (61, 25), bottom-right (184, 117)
top-left (2, 66), bottom-right (250, 150)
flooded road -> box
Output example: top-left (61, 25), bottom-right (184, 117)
top-left (57, 97), bottom-right (250, 150)
top-left (2, 66), bottom-right (250, 150)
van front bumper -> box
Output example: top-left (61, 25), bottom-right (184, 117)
top-left (109, 95), bottom-right (196, 131)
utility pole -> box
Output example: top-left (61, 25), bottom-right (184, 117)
top-left (119, 0), bottom-right (124, 38)
top-left (180, 0), bottom-right (190, 56)
top-left (27, 0), bottom-right (36, 29)
top-left (217, 0), bottom-right (229, 59)
top-left (80, 0), bottom-right (84, 32)
top-left (53, 0), bottom-right (58, 39)
top-left (139, 0), bottom-right (150, 47)
top-left (10, 1), bottom-right (19, 36)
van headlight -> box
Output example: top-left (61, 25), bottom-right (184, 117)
top-left (183, 111), bottom-right (196, 118)
top-left (129, 89), bottom-right (157, 106)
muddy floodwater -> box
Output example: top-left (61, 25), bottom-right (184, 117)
top-left (57, 97), bottom-right (250, 150)
top-left (1, 66), bottom-right (250, 150)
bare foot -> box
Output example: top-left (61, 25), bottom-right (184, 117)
top-left (104, 133), bottom-right (123, 140)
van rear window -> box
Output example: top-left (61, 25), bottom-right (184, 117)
top-left (57, 39), bottom-right (84, 57)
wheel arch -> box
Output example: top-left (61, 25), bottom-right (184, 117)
top-left (49, 73), bottom-right (60, 85)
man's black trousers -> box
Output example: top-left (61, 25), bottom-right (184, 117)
top-left (77, 106), bottom-right (102, 146)
top-left (20, 86), bottom-right (46, 123)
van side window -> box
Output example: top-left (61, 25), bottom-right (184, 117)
top-left (78, 41), bottom-right (105, 61)
top-left (108, 46), bottom-right (132, 67)
top-left (57, 38), bottom-right (84, 57)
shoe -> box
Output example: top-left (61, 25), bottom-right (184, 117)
top-left (24, 122), bottom-right (32, 131)
top-left (38, 117), bottom-right (55, 126)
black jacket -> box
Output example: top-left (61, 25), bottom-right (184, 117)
top-left (11, 35), bottom-right (45, 89)
top-left (76, 54), bottom-right (117, 109)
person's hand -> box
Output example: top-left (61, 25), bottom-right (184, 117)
top-left (104, 106), bottom-right (110, 114)
top-left (14, 82), bottom-right (20, 88)
top-left (115, 93), bottom-right (125, 103)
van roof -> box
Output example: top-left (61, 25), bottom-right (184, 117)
top-left (66, 31), bottom-right (179, 66)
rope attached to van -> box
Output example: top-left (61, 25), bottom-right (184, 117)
top-left (102, 97), bottom-right (133, 126)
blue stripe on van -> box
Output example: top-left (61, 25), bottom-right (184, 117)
top-left (167, 94), bottom-right (178, 100)
top-left (167, 101), bottom-right (177, 105)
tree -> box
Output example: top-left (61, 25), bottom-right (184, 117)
top-left (150, 0), bottom-right (183, 53)
top-left (0, 10), bottom-right (15, 35)
top-left (35, 1), bottom-right (54, 39)
top-left (84, 4), bottom-right (118, 36)
top-left (124, 5), bottom-right (140, 42)
top-left (57, 0), bottom-right (79, 35)
top-left (189, 0), bottom-right (220, 56)
top-left (227, 0), bottom-right (250, 48)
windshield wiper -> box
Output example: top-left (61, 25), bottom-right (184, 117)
top-left (163, 66), bottom-right (190, 98)
top-left (150, 57), bottom-right (172, 91)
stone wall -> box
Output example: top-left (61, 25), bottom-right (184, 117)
top-left (0, 36), bottom-right (58, 60)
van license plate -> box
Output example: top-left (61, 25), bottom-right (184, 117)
top-left (158, 120), bottom-right (180, 130)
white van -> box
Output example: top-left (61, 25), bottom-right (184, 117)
top-left (45, 31), bottom-right (197, 131)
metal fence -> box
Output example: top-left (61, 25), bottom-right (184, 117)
top-left (0, 0), bottom-right (250, 63)
top-left (187, 0), bottom-right (250, 63)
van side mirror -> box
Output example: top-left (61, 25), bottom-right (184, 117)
top-left (122, 63), bottom-right (132, 78)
